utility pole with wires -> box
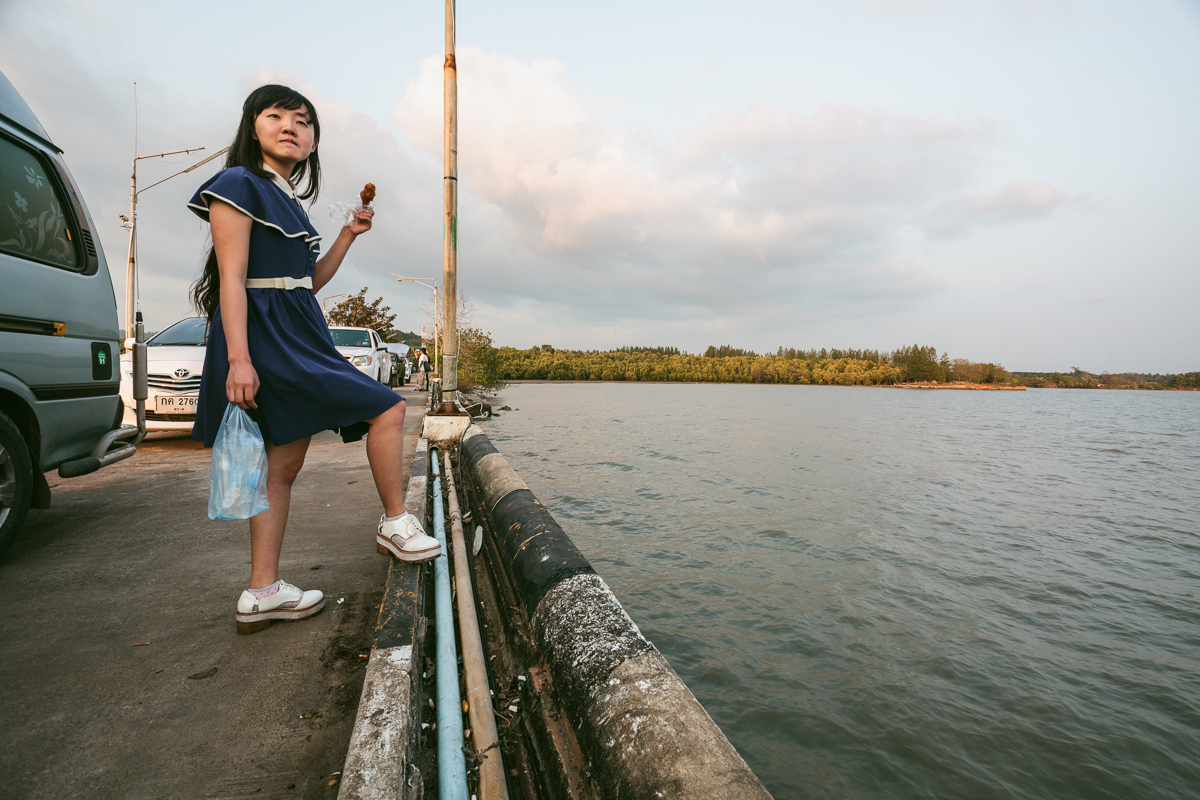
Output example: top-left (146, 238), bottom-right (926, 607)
top-left (441, 0), bottom-right (459, 397)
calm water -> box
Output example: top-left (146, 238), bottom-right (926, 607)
top-left (484, 384), bottom-right (1200, 800)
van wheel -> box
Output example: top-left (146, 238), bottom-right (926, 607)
top-left (0, 412), bottom-right (34, 557)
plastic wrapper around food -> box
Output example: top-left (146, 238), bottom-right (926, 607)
top-left (208, 403), bottom-right (270, 520)
top-left (327, 201), bottom-right (366, 227)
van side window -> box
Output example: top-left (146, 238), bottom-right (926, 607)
top-left (0, 135), bottom-right (82, 271)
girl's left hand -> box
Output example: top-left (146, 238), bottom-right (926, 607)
top-left (348, 206), bottom-right (374, 236)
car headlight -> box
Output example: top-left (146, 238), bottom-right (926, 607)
top-left (351, 355), bottom-right (371, 366)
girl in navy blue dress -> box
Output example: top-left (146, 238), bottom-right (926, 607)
top-left (189, 85), bottom-right (441, 635)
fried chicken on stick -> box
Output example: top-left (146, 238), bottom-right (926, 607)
top-left (359, 183), bottom-right (376, 207)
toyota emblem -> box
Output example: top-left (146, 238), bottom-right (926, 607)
top-left (174, 368), bottom-right (191, 379)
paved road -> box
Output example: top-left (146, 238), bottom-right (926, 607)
top-left (0, 389), bottom-right (427, 800)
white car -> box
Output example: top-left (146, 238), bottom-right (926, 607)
top-left (119, 316), bottom-right (207, 432)
top-left (385, 343), bottom-right (411, 385)
top-left (330, 326), bottom-right (392, 384)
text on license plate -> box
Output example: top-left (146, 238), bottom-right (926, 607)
top-left (155, 395), bottom-right (198, 414)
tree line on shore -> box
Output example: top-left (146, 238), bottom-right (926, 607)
top-left (1011, 369), bottom-right (1200, 390)
top-left (462, 339), bottom-right (1200, 391)
top-left (327, 291), bottom-right (1198, 392)
top-left (480, 343), bottom-right (983, 387)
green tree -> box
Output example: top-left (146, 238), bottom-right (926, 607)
top-left (327, 287), bottom-right (397, 332)
top-left (704, 344), bottom-right (757, 358)
top-left (1166, 372), bottom-right (1200, 388)
top-left (458, 327), bottom-right (505, 391)
top-left (893, 344), bottom-right (944, 382)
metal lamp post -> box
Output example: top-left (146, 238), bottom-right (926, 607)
top-left (322, 293), bottom-right (347, 319)
top-left (123, 145), bottom-right (229, 340)
top-left (392, 274), bottom-right (440, 372)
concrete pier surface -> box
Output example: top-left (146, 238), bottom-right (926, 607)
top-left (0, 389), bottom-right (426, 800)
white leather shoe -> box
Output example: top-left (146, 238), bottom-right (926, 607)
top-left (235, 580), bottom-right (325, 635)
top-left (376, 512), bottom-right (441, 563)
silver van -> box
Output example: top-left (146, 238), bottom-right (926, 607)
top-left (0, 70), bottom-right (145, 555)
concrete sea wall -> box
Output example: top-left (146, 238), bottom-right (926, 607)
top-left (338, 438), bottom-right (429, 799)
top-left (461, 425), bottom-right (771, 800)
top-left (340, 423), bottom-right (772, 798)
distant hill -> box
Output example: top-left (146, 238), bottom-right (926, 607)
top-left (387, 330), bottom-right (423, 349)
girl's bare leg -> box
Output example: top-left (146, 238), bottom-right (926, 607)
top-left (365, 400), bottom-right (407, 517)
top-left (248, 436), bottom-right (311, 588)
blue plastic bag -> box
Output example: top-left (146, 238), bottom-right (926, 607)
top-left (208, 403), bottom-right (270, 520)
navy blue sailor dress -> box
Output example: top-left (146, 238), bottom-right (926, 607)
top-left (188, 166), bottom-right (401, 447)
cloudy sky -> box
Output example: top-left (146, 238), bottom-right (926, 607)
top-left (2, 0), bottom-right (1197, 372)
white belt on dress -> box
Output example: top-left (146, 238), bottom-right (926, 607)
top-left (244, 276), bottom-right (313, 290)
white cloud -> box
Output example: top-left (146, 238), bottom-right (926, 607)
top-left (1, 15), bottom-right (1080, 356)
top-left (389, 47), bottom-right (1067, 345)
top-left (926, 179), bottom-right (1072, 237)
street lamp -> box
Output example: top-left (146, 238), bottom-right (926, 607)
top-left (123, 145), bottom-right (229, 340)
top-left (322, 293), bottom-right (346, 319)
top-left (392, 274), bottom-right (439, 372)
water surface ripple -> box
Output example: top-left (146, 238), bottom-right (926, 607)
top-left (486, 384), bottom-right (1199, 800)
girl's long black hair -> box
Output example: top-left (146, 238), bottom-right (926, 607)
top-left (191, 84), bottom-right (322, 319)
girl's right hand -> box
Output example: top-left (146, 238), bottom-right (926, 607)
top-left (227, 360), bottom-right (260, 409)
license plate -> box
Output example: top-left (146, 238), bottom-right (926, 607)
top-left (155, 395), bottom-right (198, 414)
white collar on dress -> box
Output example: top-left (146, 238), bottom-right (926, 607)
top-left (261, 162), bottom-right (298, 199)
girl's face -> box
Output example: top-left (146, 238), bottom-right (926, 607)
top-left (253, 104), bottom-right (316, 173)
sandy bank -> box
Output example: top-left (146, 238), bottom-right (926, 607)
top-left (890, 382), bottom-right (1026, 391)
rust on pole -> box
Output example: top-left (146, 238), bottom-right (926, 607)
top-left (442, 0), bottom-right (459, 394)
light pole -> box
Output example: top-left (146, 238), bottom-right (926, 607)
top-left (322, 293), bottom-right (346, 319)
top-left (123, 145), bottom-right (229, 340)
top-left (392, 274), bottom-right (439, 372)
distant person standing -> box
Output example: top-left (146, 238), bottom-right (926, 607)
top-left (417, 347), bottom-right (431, 391)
